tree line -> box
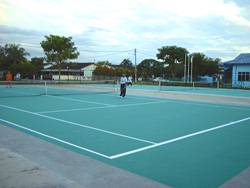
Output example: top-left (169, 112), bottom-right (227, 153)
top-left (0, 35), bottom-right (221, 80)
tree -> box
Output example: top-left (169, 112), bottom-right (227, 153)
top-left (137, 59), bottom-right (163, 79)
top-left (96, 61), bottom-right (112, 66)
top-left (0, 44), bottom-right (29, 70)
top-left (157, 46), bottom-right (188, 78)
top-left (9, 61), bottom-right (37, 79)
top-left (93, 65), bottom-right (114, 76)
top-left (191, 53), bottom-right (220, 79)
top-left (40, 35), bottom-right (79, 80)
top-left (120, 59), bottom-right (133, 68)
top-left (31, 57), bottom-right (44, 76)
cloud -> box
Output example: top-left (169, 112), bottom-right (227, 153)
top-left (0, 0), bottom-right (250, 63)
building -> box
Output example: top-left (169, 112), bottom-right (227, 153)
top-left (224, 53), bottom-right (250, 88)
top-left (41, 62), bottom-right (96, 80)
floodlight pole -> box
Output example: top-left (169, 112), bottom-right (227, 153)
top-left (134, 48), bottom-right (137, 83)
top-left (184, 53), bottom-right (187, 83)
top-left (190, 55), bottom-right (193, 83)
top-left (187, 55), bottom-right (190, 83)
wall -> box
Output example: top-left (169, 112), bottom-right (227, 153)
top-left (232, 65), bottom-right (250, 87)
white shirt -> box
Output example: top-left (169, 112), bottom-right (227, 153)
top-left (120, 76), bottom-right (128, 84)
top-left (128, 76), bottom-right (132, 82)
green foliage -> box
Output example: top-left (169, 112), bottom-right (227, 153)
top-left (192, 53), bottom-right (220, 78)
top-left (137, 59), bottom-right (163, 79)
top-left (157, 46), bottom-right (188, 64)
top-left (0, 44), bottom-right (29, 70)
top-left (41, 35), bottom-right (79, 64)
top-left (93, 65), bottom-right (133, 77)
top-left (93, 65), bottom-right (115, 76)
top-left (120, 59), bottom-right (133, 68)
top-left (9, 61), bottom-right (37, 78)
top-left (40, 35), bottom-right (79, 80)
top-left (156, 46), bottom-right (188, 78)
top-left (30, 57), bottom-right (44, 75)
top-left (96, 61), bottom-right (112, 66)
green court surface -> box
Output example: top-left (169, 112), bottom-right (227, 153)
top-left (0, 85), bottom-right (250, 187)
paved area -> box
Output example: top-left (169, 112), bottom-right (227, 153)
top-left (0, 124), bottom-right (169, 188)
top-left (0, 148), bottom-right (83, 188)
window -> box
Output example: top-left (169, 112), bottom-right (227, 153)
top-left (246, 72), bottom-right (250, 81)
top-left (238, 72), bottom-right (250, 81)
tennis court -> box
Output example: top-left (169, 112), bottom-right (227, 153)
top-left (0, 82), bottom-right (250, 187)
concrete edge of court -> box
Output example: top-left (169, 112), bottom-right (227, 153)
top-left (220, 166), bottom-right (250, 188)
top-left (0, 124), bottom-right (170, 188)
top-left (127, 89), bottom-right (250, 107)
top-left (0, 147), bottom-right (83, 188)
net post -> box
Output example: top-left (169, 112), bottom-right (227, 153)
top-left (192, 82), bottom-right (195, 89)
top-left (159, 80), bottom-right (161, 91)
top-left (217, 80), bottom-right (219, 88)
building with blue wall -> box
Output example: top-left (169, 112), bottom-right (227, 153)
top-left (224, 53), bottom-right (250, 88)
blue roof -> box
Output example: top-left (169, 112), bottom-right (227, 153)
top-left (224, 53), bottom-right (250, 66)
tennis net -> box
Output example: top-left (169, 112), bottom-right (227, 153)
top-left (159, 80), bottom-right (219, 92)
top-left (0, 80), bottom-right (117, 98)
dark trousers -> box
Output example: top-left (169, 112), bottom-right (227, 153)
top-left (120, 84), bottom-right (126, 97)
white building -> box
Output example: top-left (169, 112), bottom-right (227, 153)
top-left (224, 53), bottom-right (250, 88)
top-left (41, 63), bottom-right (96, 80)
top-left (82, 64), bottom-right (96, 79)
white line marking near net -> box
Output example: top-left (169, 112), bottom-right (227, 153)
top-left (45, 95), bottom-right (113, 106)
top-left (0, 104), bottom-right (155, 145)
top-left (109, 117), bottom-right (250, 159)
top-left (0, 118), bottom-right (111, 159)
top-left (37, 105), bottom-right (116, 114)
top-left (37, 100), bottom-right (168, 114)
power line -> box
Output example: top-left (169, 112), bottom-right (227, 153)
top-left (78, 49), bottom-right (133, 53)
top-left (83, 51), bottom-right (132, 59)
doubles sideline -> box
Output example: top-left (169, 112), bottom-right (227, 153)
top-left (0, 103), bottom-right (249, 159)
top-left (0, 104), bottom-right (155, 145)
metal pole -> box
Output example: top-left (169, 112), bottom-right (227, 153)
top-left (190, 55), bottom-right (193, 83)
top-left (184, 53), bottom-right (186, 83)
top-left (134, 48), bottom-right (137, 83)
top-left (67, 67), bottom-right (69, 81)
top-left (187, 55), bottom-right (190, 83)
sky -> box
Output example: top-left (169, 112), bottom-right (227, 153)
top-left (0, 0), bottom-right (250, 64)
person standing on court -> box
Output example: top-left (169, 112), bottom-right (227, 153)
top-left (127, 76), bottom-right (133, 86)
top-left (6, 71), bottom-right (13, 88)
top-left (120, 74), bottom-right (128, 98)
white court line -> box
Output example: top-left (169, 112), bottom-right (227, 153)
top-left (37, 100), bottom-right (168, 114)
top-left (130, 87), bottom-right (250, 100)
top-left (38, 106), bottom-right (116, 114)
top-left (109, 117), bottom-right (250, 159)
top-left (0, 104), bottom-right (155, 145)
top-left (38, 97), bottom-right (250, 114)
top-left (2, 89), bottom-right (113, 106)
top-left (45, 95), bottom-right (112, 106)
top-left (0, 118), bottom-right (111, 159)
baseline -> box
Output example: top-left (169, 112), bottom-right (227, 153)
top-left (109, 117), bottom-right (250, 159)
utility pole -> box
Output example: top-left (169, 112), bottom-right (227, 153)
top-left (134, 48), bottom-right (137, 82)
